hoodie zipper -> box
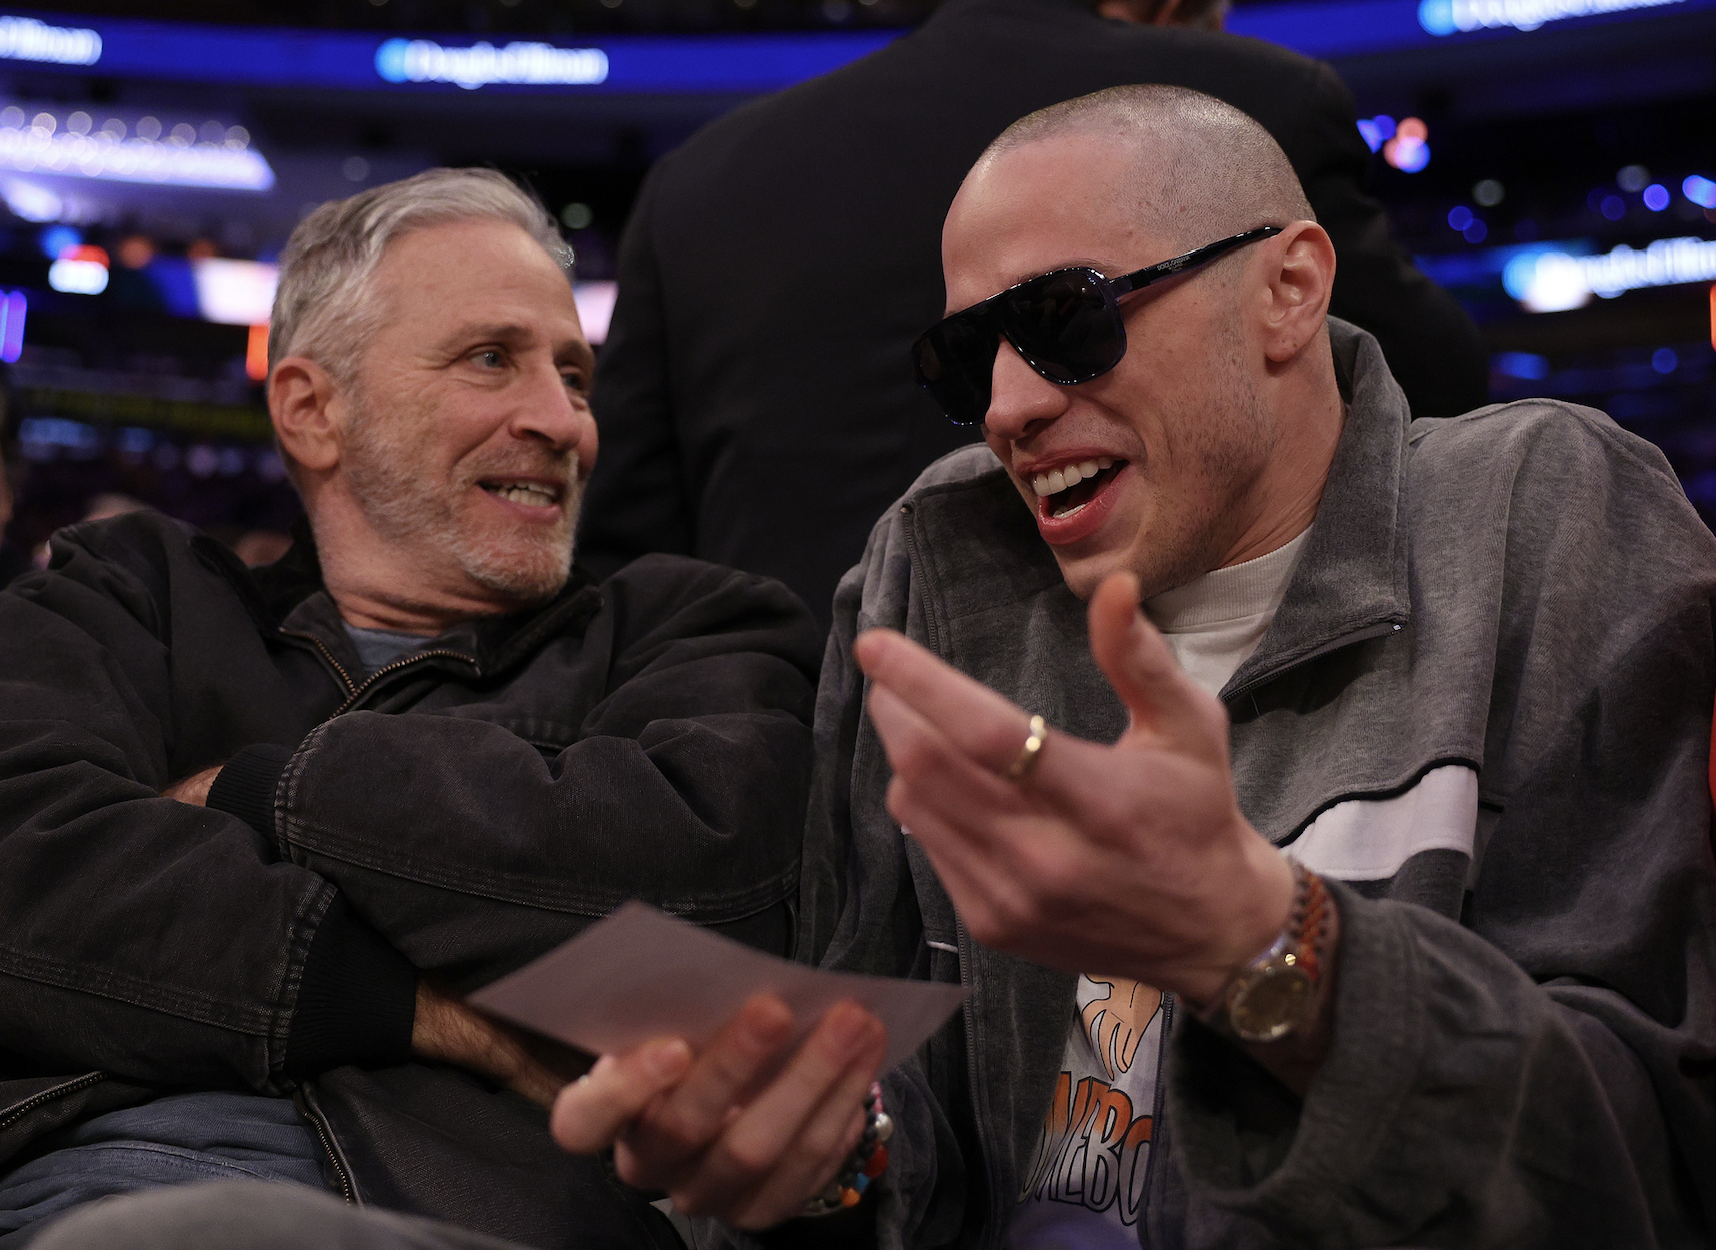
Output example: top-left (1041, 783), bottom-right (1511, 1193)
top-left (1222, 618), bottom-right (1404, 705)
top-left (955, 915), bottom-right (1013, 1250)
top-left (1139, 991), bottom-right (1175, 1242)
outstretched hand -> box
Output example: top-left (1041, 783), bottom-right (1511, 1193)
top-left (854, 571), bottom-right (1294, 1005)
top-left (552, 994), bottom-right (886, 1230)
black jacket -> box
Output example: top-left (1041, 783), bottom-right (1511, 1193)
top-left (0, 512), bottom-right (822, 1248)
top-left (580, 0), bottom-right (1489, 628)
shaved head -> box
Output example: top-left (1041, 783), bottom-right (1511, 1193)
top-left (980, 85), bottom-right (1313, 256)
top-left (940, 83), bottom-right (1342, 601)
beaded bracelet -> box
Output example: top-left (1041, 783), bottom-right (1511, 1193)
top-left (800, 1082), bottom-right (891, 1217)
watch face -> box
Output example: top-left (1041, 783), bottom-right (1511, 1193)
top-left (1227, 962), bottom-right (1314, 1043)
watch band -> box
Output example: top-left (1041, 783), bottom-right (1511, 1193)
top-left (1208, 860), bottom-right (1333, 1044)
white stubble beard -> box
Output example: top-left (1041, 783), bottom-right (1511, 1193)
top-left (341, 390), bottom-right (582, 607)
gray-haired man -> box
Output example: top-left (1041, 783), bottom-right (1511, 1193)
top-left (0, 168), bottom-right (822, 1248)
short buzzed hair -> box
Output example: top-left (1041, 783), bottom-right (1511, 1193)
top-left (269, 167), bottom-right (571, 385)
top-left (983, 85), bottom-right (1314, 253)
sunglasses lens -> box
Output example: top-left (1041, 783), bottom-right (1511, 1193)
top-left (1002, 271), bottom-right (1124, 384)
top-left (913, 315), bottom-right (997, 426)
top-left (912, 270), bottom-right (1127, 426)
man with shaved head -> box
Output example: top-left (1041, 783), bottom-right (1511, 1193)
top-left (28, 88), bottom-right (1716, 1250)
top-left (544, 83), bottom-right (1714, 1249)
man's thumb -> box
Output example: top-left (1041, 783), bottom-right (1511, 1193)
top-left (1088, 572), bottom-right (1220, 755)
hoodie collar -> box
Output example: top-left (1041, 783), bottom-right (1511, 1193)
top-left (1220, 318), bottom-right (1413, 701)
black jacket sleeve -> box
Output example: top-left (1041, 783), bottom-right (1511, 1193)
top-left (579, 164), bottom-right (694, 582)
top-left (251, 556), bottom-right (822, 990)
top-left (1295, 61), bottom-right (1488, 421)
top-left (0, 523), bottom-right (412, 1091)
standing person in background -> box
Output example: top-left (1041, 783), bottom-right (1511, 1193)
top-left (580, 0), bottom-right (1489, 628)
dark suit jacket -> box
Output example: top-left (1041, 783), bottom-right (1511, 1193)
top-left (582, 0), bottom-right (1488, 626)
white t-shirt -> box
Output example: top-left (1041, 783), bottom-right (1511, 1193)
top-left (1008, 528), bottom-right (1310, 1249)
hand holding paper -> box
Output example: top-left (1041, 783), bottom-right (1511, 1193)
top-left (470, 902), bottom-right (965, 1074)
top-left (470, 903), bottom-right (966, 1230)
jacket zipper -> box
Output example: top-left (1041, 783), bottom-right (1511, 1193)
top-left (293, 1086), bottom-right (359, 1206)
top-left (269, 629), bottom-right (476, 1202)
top-left (275, 629), bottom-right (480, 716)
top-left (0, 1071), bottom-right (106, 1133)
top-left (331, 649), bottom-right (480, 715)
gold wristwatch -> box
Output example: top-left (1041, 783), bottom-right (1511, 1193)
top-left (1216, 861), bottom-right (1333, 1044)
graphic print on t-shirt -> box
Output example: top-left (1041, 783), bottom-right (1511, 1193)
top-left (1016, 978), bottom-right (1164, 1233)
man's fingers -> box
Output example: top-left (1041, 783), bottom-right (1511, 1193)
top-left (668, 1001), bottom-right (885, 1227)
top-left (856, 628), bottom-right (1036, 773)
top-left (865, 683), bottom-right (1025, 834)
top-left (1087, 573), bottom-right (1227, 762)
top-left (619, 994), bottom-right (796, 1180)
top-left (727, 1074), bottom-right (871, 1228)
top-left (550, 1040), bottom-right (693, 1153)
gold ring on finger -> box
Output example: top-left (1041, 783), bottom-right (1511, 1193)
top-left (1006, 715), bottom-right (1048, 781)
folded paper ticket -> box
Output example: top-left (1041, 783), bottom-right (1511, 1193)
top-left (470, 901), bottom-right (968, 1075)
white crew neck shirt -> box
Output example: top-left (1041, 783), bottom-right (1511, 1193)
top-left (1007, 527), bottom-right (1310, 1249)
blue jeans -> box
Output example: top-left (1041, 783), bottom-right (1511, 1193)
top-left (0, 1092), bottom-right (327, 1247)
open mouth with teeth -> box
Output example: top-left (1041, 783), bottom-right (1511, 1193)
top-left (479, 479), bottom-right (564, 510)
top-left (1032, 457), bottom-right (1126, 520)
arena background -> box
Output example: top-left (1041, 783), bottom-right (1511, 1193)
top-left (0, 0), bottom-right (1711, 567)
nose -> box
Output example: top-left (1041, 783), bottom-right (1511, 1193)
top-left (509, 360), bottom-right (595, 464)
top-left (982, 339), bottom-right (1067, 443)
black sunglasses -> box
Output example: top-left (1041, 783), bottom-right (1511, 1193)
top-left (911, 225), bottom-right (1284, 426)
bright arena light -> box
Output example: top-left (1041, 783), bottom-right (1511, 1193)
top-left (1419, 0), bottom-right (1683, 34)
top-left (0, 15), bottom-right (101, 67)
top-left (48, 244), bottom-right (109, 295)
top-left (574, 280), bottom-right (617, 345)
top-left (375, 38), bottom-right (609, 90)
top-left (0, 289), bottom-right (26, 361)
top-left (3, 178), bottom-right (60, 222)
top-left (1383, 118), bottom-right (1430, 173)
top-left (192, 258), bottom-right (279, 326)
top-left (1504, 237), bottom-right (1716, 312)
top-left (0, 106), bottom-right (274, 192)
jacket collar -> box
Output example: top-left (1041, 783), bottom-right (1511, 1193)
top-left (1221, 318), bottom-right (1413, 700)
top-left (209, 517), bottom-right (602, 680)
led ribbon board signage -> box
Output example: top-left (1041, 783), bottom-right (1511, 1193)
top-left (0, 13), bottom-right (897, 94)
top-left (1505, 237), bottom-right (1716, 312)
top-left (375, 39), bottom-right (609, 89)
top-left (0, 15), bottom-right (99, 66)
top-left (1417, 0), bottom-right (1684, 35)
top-left (0, 0), bottom-right (1709, 94)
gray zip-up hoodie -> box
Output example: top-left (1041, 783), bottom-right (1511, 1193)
top-left (793, 321), bottom-right (1716, 1248)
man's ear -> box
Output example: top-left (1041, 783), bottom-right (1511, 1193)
top-left (1258, 221), bottom-right (1336, 364)
top-left (269, 356), bottom-right (345, 475)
